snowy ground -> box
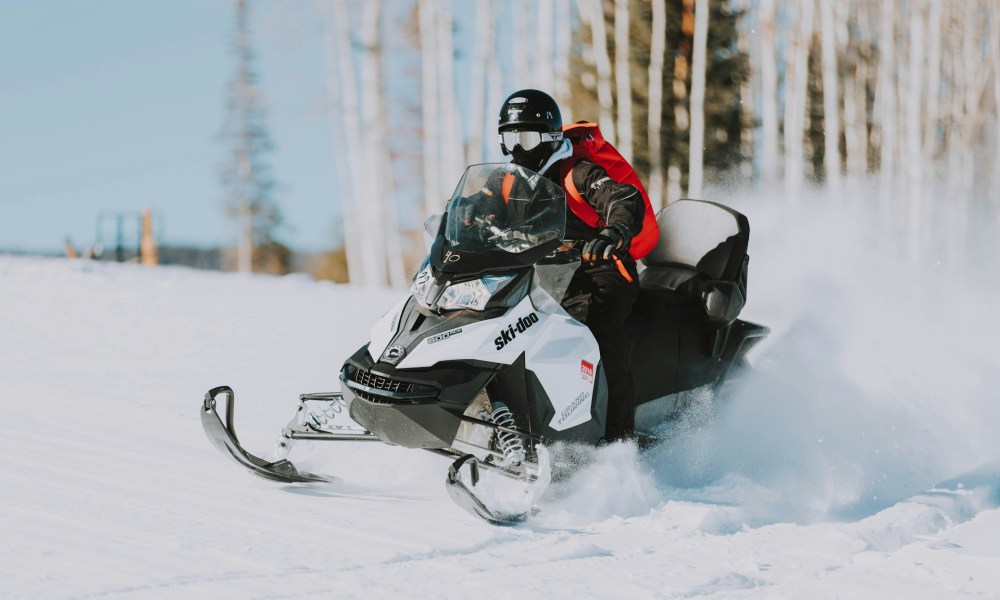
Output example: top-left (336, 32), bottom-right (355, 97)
top-left (2, 195), bottom-right (999, 598)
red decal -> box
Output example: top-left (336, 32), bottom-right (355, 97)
top-left (581, 360), bottom-right (594, 382)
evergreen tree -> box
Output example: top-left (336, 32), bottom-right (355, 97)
top-left (220, 0), bottom-right (288, 274)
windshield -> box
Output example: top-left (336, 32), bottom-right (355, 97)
top-left (444, 163), bottom-right (565, 254)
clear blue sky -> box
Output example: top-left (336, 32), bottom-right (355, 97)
top-left (0, 0), bottom-right (345, 253)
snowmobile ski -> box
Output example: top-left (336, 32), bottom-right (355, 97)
top-left (444, 446), bottom-right (551, 526)
top-left (201, 386), bottom-right (329, 483)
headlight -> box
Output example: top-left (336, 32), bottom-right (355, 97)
top-left (437, 274), bottom-right (514, 311)
top-left (410, 263), bottom-right (433, 299)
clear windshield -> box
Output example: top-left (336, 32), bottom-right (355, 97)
top-left (444, 163), bottom-right (565, 254)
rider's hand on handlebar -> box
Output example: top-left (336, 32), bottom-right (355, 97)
top-left (582, 224), bottom-right (632, 265)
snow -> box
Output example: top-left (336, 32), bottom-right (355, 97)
top-left (3, 193), bottom-right (1000, 598)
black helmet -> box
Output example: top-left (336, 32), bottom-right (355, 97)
top-left (498, 89), bottom-right (563, 169)
top-left (498, 89), bottom-right (562, 132)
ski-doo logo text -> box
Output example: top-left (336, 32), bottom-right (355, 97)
top-left (494, 312), bottom-right (539, 350)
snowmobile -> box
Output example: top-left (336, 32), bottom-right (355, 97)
top-left (201, 163), bottom-right (768, 525)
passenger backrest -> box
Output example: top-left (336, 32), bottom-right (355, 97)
top-left (639, 199), bottom-right (749, 325)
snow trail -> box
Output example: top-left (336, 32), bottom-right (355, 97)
top-left (2, 176), bottom-right (999, 598)
top-left (535, 181), bottom-right (1000, 530)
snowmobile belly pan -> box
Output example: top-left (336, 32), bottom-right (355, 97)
top-left (345, 388), bottom-right (463, 449)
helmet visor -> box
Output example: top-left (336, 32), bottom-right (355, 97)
top-left (499, 130), bottom-right (562, 154)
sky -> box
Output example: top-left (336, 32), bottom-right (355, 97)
top-left (0, 1), bottom-right (354, 253)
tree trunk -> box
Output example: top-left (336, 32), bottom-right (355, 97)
top-left (758, 0), bottom-right (779, 190)
top-left (237, 151), bottom-right (253, 273)
top-left (513, 0), bottom-right (530, 84)
top-left (537, 0), bottom-right (555, 88)
top-left (234, 0), bottom-right (253, 273)
top-left (952, 2), bottom-right (990, 267)
top-left (923, 0), bottom-right (942, 166)
top-left (553, 0), bottom-right (572, 116)
top-left (876, 0), bottom-right (897, 217)
top-left (465, 0), bottom-right (491, 165)
top-left (738, 4), bottom-right (755, 183)
top-left (647, 0), bottom-right (667, 209)
top-left (358, 0), bottom-right (392, 285)
top-left (583, 0), bottom-right (616, 142)
top-left (819, 0), bottom-right (842, 191)
top-left (319, 3), bottom-right (359, 283)
top-left (323, 0), bottom-right (371, 285)
top-left (436, 0), bottom-right (464, 197)
top-left (904, 0), bottom-right (926, 260)
top-left (843, 60), bottom-right (868, 179)
top-left (991, 2), bottom-right (1000, 263)
top-left (363, 0), bottom-right (407, 286)
top-left (614, 0), bottom-right (633, 161)
top-left (418, 0), bottom-right (440, 217)
top-left (784, 0), bottom-right (814, 202)
top-left (688, 0), bottom-right (709, 198)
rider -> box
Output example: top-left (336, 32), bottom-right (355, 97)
top-left (496, 89), bottom-right (648, 442)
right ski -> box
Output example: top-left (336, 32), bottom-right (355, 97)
top-left (444, 446), bottom-right (551, 526)
top-left (201, 386), bottom-right (328, 483)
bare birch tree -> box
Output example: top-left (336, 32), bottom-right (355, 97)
top-left (688, 0), bottom-right (709, 198)
top-left (992, 5), bottom-right (1000, 226)
top-left (359, 0), bottom-right (406, 286)
top-left (875, 0), bottom-right (898, 213)
top-left (784, 0), bottom-right (814, 201)
top-left (320, 0), bottom-right (364, 282)
top-left (513, 0), bottom-right (530, 83)
top-left (465, 0), bottom-right (492, 165)
top-left (991, 3), bottom-right (1000, 259)
top-left (582, 0), bottom-right (616, 142)
top-left (923, 0), bottom-right (943, 165)
top-left (903, 0), bottom-right (926, 259)
top-left (614, 0), bottom-right (633, 161)
top-left (843, 0), bottom-right (870, 181)
top-left (647, 0), bottom-right (667, 209)
top-left (553, 0), bottom-right (573, 115)
top-left (819, 0), bottom-right (842, 192)
top-left (536, 0), bottom-right (556, 88)
top-left (418, 0), bottom-right (441, 216)
top-left (758, 0), bottom-right (779, 189)
top-left (437, 1), bottom-right (464, 198)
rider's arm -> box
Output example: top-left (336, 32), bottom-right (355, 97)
top-left (570, 160), bottom-right (644, 238)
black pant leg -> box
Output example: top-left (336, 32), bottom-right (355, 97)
top-left (563, 262), bottom-right (640, 440)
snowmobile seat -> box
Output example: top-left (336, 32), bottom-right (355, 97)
top-left (639, 199), bottom-right (750, 330)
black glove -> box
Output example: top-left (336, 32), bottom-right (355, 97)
top-left (582, 223), bottom-right (632, 264)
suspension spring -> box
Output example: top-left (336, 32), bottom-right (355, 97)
top-left (491, 401), bottom-right (526, 467)
top-left (306, 396), bottom-right (347, 428)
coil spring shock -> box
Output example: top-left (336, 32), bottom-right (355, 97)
top-left (306, 396), bottom-right (346, 429)
top-left (491, 401), bottom-right (526, 467)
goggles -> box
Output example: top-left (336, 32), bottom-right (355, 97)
top-left (499, 130), bottom-right (563, 154)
